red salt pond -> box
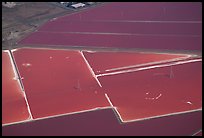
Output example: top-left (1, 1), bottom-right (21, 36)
top-left (19, 32), bottom-right (201, 51)
top-left (59, 2), bottom-right (201, 21)
top-left (38, 20), bottom-right (201, 36)
top-left (12, 48), bottom-right (110, 119)
top-left (83, 51), bottom-right (190, 75)
top-left (19, 2), bottom-right (202, 51)
top-left (2, 108), bottom-right (202, 136)
top-left (2, 51), bottom-right (30, 125)
top-left (98, 61), bottom-right (202, 122)
top-left (2, 48), bottom-right (202, 135)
